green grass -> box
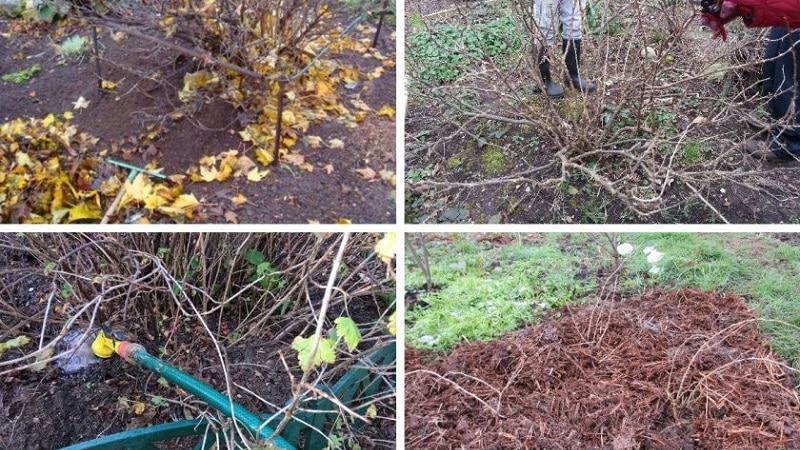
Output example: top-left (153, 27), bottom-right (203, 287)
top-left (406, 15), bottom-right (523, 85)
top-left (2, 64), bottom-right (40, 84)
top-left (407, 233), bottom-right (800, 376)
top-left (406, 235), bottom-right (594, 349)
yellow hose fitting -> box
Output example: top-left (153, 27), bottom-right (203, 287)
top-left (91, 329), bottom-right (122, 358)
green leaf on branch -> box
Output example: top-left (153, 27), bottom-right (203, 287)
top-left (291, 335), bottom-right (336, 370)
top-left (0, 335), bottom-right (31, 356)
top-left (334, 317), bottom-right (361, 352)
top-left (244, 249), bottom-right (266, 266)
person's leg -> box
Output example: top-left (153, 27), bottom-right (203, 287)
top-left (534, 0), bottom-right (564, 97)
top-left (560, 0), bottom-right (596, 92)
top-left (749, 27), bottom-right (800, 160)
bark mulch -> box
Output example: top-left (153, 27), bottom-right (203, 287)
top-left (406, 289), bottom-right (800, 449)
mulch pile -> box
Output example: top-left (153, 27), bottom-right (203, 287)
top-left (406, 289), bottom-right (800, 449)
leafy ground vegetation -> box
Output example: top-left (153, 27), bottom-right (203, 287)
top-left (0, 0), bottom-right (396, 224)
top-left (0, 233), bottom-right (396, 449)
top-left (405, 0), bottom-right (800, 223)
top-left (405, 233), bottom-right (800, 447)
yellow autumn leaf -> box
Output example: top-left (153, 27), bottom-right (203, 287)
top-left (159, 194), bottom-right (200, 218)
top-left (173, 194), bottom-right (199, 209)
top-left (15, 152), bottom-right (33, 167)
top-left (340, 66), bottom-right (359, 84)
top-left (230, 193), bottom-right (247, 206)
top-left (246, 168), bottom-right (268, 181)
top-left (63, 111), bottom-right (74, 120)
top-left (374, 232), bottom-right (396, 263)
top-left (328, 139), bottom-right (344, 149)
top-left (323, 163), bottom-right (334, 174)
top-left (199, 165), bottom-right (220, 182)
top-left (379, 169), bottom-right (397, 186)
top-left (300, 163), bottom-right (314, 172)
top-left (350, 99), bottom-right (371, 111)
top-left (67, 202), bottom-right (101, 222)
top-left (255, 148), bottom-right (274, 165)
top-left (337, 218), bottom-right (352, 224)
top-left (144, 192), bottom-right (169, 210)
top-left (387, 311), bottom-right (397, 336)
top-left (121, 174), bottom-right (153, 207)
top-left (239, 128), bottom-right (253, 142)
top-left (132, 402), bottom-right (146, 415)
top-left (42, 113), bottom-right (56, 127)
top-left (179, 70), bottom-right (218, 102)
top-left (101, 79), bottom-right (117, 90)
top-left (305, 135), bottom-right (323, 148)
top-left (367, 66), bottom-right (385, 80)
top-left (281, 110), bottom-right (297, 126)
top-left (356, 167), bottom-right (376, 179)
top-left (216, 162), bottom-right (233, 181)
top-left (315, 79), bottom-right (334, 97)
top-left (199, 155), bottom-right (217, 166)
top-left (376, 105), bottom-right (395, 120)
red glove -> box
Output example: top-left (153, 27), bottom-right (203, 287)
top-left (698, 1), bottom-right (749, 41)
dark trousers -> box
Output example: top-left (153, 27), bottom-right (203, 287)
top-left (763, 27), bottom-right (800, 155)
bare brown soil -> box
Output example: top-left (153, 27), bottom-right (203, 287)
top-left (0, 10), bottom-right (396, 224)
top-left (406, 289), bottom-right (800, 449)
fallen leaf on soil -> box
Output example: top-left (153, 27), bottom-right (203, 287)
top-left (340, 66), bottom-right (359, 85)
top-left (281, 110), bottom-right (297, 126)
top-left (324, 163), bottom-right (334, 174)
top-left (230, 193), bottom-right (247, 206)
top-left (120, 174), bottom-right (153, 207)
top-left (304, 135), bottom-right (323, 148)
top-left (179, 70), bottom-right (218, 103)
top-left (101, 79), bottom-right (117, 90)
top-left (224, 210), bottom-right (238, 223)
top-left (72, 96), bottom-right (89, 110)
top-left (235, 154), bottom-right (256, 173)
top-left (255, 148), bottom-right (275, 165)
top-left (366, 66), bottom-right (385, 80)
top-left (132, 402), bottom-right (146, 415)
top-left (68, 202), bottom-right (101, 222)
top-left (328, 138), bottom-right (344, 149)
top-left (379, 169), bottom-right (396, 186)
top-left (158, 194), bottom-right (199, 218)
top-left (337, 218), bottom-right (351, 224)
top-left (376, 104), bottom-right (395, 120)
top-left (246, 168), bottom-right (268, 182)
top-left (284, 152), bottom-right (304, 166)
top-left (350, 98), bottom-right (371, 111)
top-left (356, 167), bottom-right (376, 179)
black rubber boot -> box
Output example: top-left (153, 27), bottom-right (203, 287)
top-left (538, 49), bottom-right (564, 98)
top-left (563, 39), bottom-right (596, 93)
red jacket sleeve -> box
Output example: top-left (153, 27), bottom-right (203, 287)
top-left (733, 0), bottom-right (800, 27)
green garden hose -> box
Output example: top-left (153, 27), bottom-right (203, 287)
top-left (115, 341), bottom-right (296, 450)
